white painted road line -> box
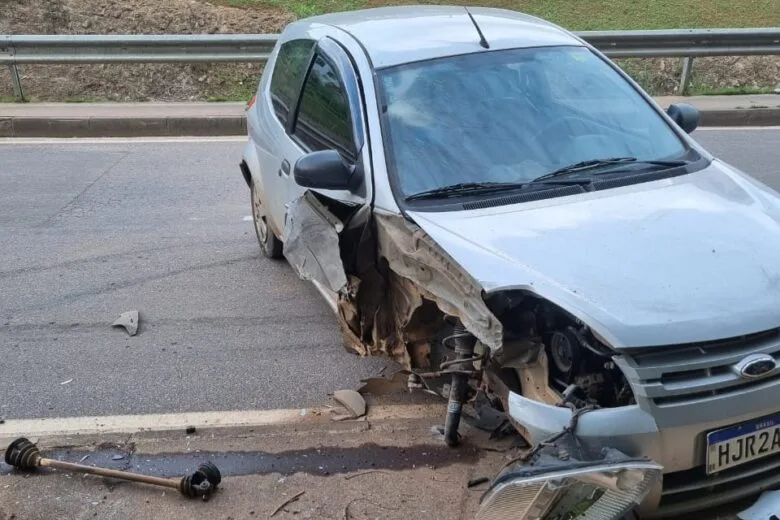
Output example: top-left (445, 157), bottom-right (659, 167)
top-left (696, 126), bottom-right (780, 131)
top-left (0, 404), bottom-right (443, 441)
top-left (0, 136), bottom-right (247, 145)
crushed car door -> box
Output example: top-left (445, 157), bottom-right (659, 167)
top-left (282, 36), bottom-right (372, 298)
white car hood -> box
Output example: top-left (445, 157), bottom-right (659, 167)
top-left (406, 160), bottom-right (780, 349)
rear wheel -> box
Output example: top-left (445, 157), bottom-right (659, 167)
top-left (251, 181), bottom-right (283, 259)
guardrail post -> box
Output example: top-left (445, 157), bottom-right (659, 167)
top-left (8, 64), bottom-right (25, 102)
top-left (678, 57), bottom-right (694, 95)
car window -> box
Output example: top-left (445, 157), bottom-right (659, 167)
top-left (377, 46), bottom-right (690, 199)
top-left (292, 53), bottom-right (357, 161)
top-left (269, 39), bottom-right (315, 126)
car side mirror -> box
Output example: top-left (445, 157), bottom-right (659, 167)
top-left (666, 103), bottom-right (700, 134)
top-left (293, 150), bottom-right (356, 191)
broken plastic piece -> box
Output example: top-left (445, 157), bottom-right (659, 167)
top-left (330, 390), bottom-right (366, 421)
top-left (738, 490), bottom-right (780, 520)
top-left (112, 310), bottom-right (139, 336)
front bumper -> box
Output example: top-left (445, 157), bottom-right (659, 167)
top-left (507, 390), bottom-right (780, 517)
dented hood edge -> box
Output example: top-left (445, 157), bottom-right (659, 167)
top-left (406, 162), bottom-right (780, 350)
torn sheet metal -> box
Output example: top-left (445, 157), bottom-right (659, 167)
top-left (282, 192), bottom-right (504, 370)
top-left (283, 191), bottom-right (348, 294)
top-left (374, 211), bottom-right (503, 351)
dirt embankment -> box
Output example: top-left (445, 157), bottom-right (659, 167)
top-left (0, 0), bottom-right (294, 102)
top-left (0, 0), bottom-right (778, 101)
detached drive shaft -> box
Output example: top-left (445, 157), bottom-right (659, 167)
top-left (5, 437), bottom-right (221, 499)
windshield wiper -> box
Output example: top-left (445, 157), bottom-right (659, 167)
top-left (405, 178), bottom-right (596, 201)
top-left (531, 156), bottom-right (688, 183)
top-left (405, 181), bottom-right (528, 201)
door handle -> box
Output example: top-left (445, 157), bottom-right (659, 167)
top-left (278, 159), bottom-right (291, 177)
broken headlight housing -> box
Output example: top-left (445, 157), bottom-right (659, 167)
top-left (477, 433), bottom-right (662, 520)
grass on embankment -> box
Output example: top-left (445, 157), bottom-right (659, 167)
top-left (215, 0), bottom-right (780, 30)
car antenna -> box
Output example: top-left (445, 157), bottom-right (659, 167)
top-left (464, 7), bottom-right (490, 49)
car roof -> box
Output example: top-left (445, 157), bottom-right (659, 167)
top-left (289, 5), bottom-right (586, 69)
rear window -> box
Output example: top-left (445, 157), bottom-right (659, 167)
top-left (268, 39), bottom-right (315, 126)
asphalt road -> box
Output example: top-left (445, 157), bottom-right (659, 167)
top-left (1, 128), bottom-right (779, 420)
top-left (0, 137), bottom-right (393, 420)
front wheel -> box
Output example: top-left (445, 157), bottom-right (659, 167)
top-left (251, 181), bottom-right (283, 259)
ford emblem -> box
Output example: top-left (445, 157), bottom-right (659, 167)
top-left (735, 354), bottom-right (777, 379)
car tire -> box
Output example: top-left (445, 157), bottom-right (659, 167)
top-left (250, 180), bottom-right (283, 260)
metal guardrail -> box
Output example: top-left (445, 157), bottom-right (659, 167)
top-left (2, 28), bottom-right (780, 101)
top-left (581, 28), bottom-right (780, 58)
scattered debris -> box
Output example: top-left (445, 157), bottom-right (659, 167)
top-left (269, 490), bottom-right (305, 518)
top-left (330, 390), bottom-right (366, 421)
top-left (79, 455), bottom-right (90, 463)
top-left (467, 477), bottom-right (490, 488)
top-left (343, 470), bottom-right (390, 480)
top-left (357, 371), bottom-right (410, 396)
top-left (112, 310), bottom-right (139, 337)
top-left (0, 415), bottom-right (5, 425)
top-left (111, 455), bottom-right (125, 461)
top-left (60, 379), bottom-right (73, 386)
top-left (467, 391), bottom-right (508, 433)
top-left (738, 489), bottom-right (780, 519)
top-left (186, 426), bottom-right (196, 435)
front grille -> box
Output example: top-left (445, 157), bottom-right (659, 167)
top-left (616, 329), bottom-right (780, 406)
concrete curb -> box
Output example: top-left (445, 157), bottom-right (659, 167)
top-left (700, 108), bottom-right (780, 127)
top-left (0, 107), bottom-right (778, 138)
top-left (0, 115), bottom-right (246, 138)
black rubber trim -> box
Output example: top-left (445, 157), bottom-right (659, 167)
top-left (239, 160), bottom-right (252, 188)
top-left (462, 185), bottom-right (587, 210)
top-left (592, 167), bottom-right (689, 191)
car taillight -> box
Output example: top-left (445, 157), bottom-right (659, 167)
top-left (246, 95), bottom-right (257, 111)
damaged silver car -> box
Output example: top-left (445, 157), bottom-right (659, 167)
top-left (240, 6), bottom-right (780, 518)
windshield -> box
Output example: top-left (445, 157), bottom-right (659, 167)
top-left (377, 46), bottom-right (691, 200)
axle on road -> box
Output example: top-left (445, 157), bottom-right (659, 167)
top-left (4, 437), bottom-right (222, 500)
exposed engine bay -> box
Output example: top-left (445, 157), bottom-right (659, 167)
top-left (484, 293), bottom-right (635, 410)
top-left (412, 292), bottom-right (637, 445)
top-left (282, 191), bottom-right (636, 449)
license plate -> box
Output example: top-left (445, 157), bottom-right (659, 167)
top-left (707, 414), bottom-right (780, 474)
